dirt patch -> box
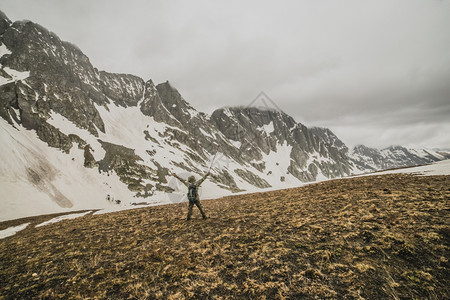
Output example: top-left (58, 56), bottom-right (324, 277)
top-left (0, 174), bottom-right (449, 299)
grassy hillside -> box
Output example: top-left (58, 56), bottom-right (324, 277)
top-left (1, 174), bottom-right (449, 299)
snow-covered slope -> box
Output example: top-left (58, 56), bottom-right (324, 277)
top-left (0, 118), bottom-right (130, 220)
top-left (356, 159), bottom-right (450, 177)
top-left (2, 158), bottom-right (448, 240)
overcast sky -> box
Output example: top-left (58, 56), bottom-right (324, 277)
top-left (2, 0), bottom-right (450, 149)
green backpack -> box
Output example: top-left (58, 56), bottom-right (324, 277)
top-left (187, 184), bottom-right (197, 202)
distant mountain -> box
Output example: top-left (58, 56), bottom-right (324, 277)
top-left (0, 10), bottom-right (447, 220)
top-left (350, 145), bottom-right (446, 171)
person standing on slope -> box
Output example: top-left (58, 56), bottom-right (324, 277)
top-left (172, 171), bottom-right (210, 220)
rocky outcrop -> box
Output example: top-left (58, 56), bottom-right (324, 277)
top-left (0, 82), bottom-right (18, 125)
top-left (97, 141), bottom-right (153, 193)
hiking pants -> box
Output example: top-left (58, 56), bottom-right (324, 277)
top-left (187, 200), bottom-right (206, 220)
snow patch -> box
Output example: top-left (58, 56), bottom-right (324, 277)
top-left (256, 141), bottom-right (302, 188)
top-left (370, 159), bottom-right (450, 176)
top-left (199, 128), bottom-right (213, 139)
top-left (306, 151), bottom-right (335, 167)
top-left (0, 223), bottom-right (30, 239)
top-left (260, 121), bottom-right (274, 133)
top-left (0, 67), bottom-right (30, 86)
top-left (187, 106), bottom-right (198, 118)
top-left (223, 108), bottom-right (235, 119)
top-left (47, 112), bottom-right (105, 160)
top-left (230, 140), bottom-right (242, 148)
top-left (0, 43), bottom-right (12, 57)
top-left (36, 211), bottom-right (92, 227)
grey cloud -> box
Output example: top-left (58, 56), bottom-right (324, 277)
top-left (2, 0), bottom-right (450, 149)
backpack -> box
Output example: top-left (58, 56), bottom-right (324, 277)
top-left (187, 184), bottom-right (197, 202)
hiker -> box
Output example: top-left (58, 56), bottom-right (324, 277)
top-left (172, 171), bottom-right (210, 220)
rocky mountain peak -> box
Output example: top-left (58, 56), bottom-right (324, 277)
top-left (311, 127), bottom-right (349, 153)
top-left (139, 79), bottom-right (181, 127)
top-left (156, 81), bottom-right (198, 126)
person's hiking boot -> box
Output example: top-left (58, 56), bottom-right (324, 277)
top-left (202, 216), bottom-right (208, 220)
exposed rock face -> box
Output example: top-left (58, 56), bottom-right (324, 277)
top-left (210, 107), bottom-right (354, 182)
top-left (0, 82), bottom-right (18, 125)
top-left (156, 81), bottom-right (195, 126)
top-left (1, 17), bottom-right (106, 152)
top-left (83, 145), bottom-right (97, 168)
top-left (97, 141), bottom-right (153, 193)
top-left (99, 71), bottom-right (144, 107)
top-left (1, 10), bottom-right (447, 209)
top-left (310, 127), bottom-right (349, 153)
top-left (140, 80), bottom-right (178, 126)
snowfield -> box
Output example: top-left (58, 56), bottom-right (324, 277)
top-left (371, 159), bottom-right (450, 176)
top-left (0, 118), bottom-right (133, 222)
top-left (1, 156), bottom-right (448, 239)
top-left (343, 159), bottom-right (450, 181)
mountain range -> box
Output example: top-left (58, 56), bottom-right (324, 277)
top-left (0, 10), bottom-right (448, 221)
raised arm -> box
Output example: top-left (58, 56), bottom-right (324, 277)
top-left (196, 171), bottom-right (210, 187)
top-left (172, 173), bottom-right (189, 187)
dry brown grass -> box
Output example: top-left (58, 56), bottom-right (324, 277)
top-left (1, 174), bottom-right (449, 299)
